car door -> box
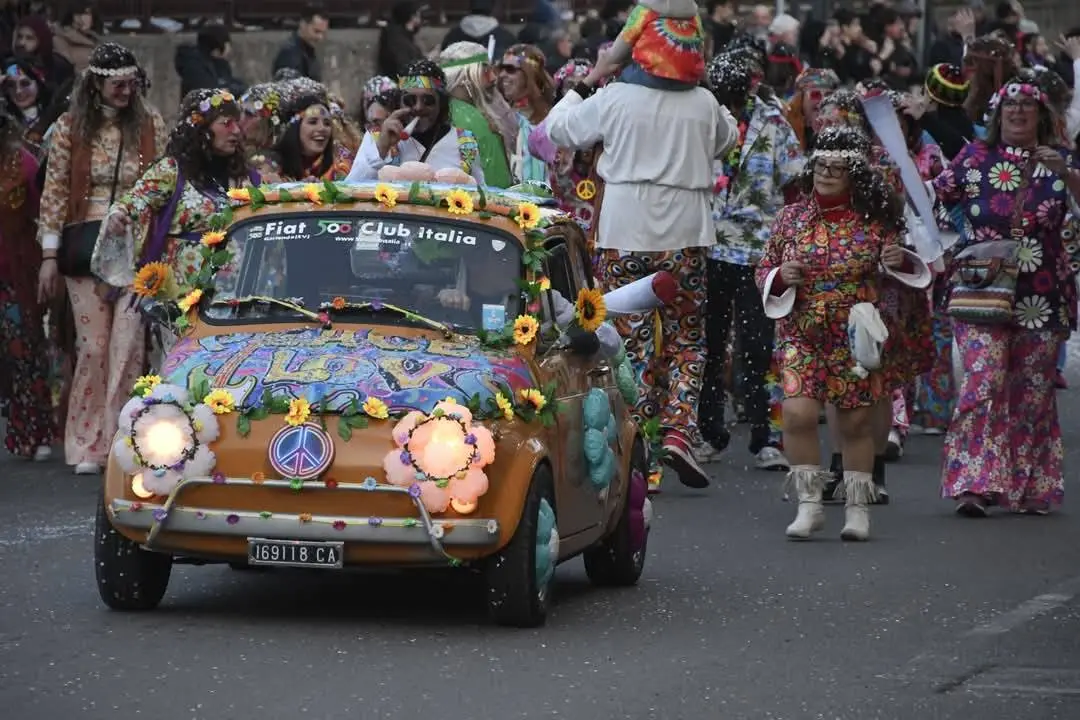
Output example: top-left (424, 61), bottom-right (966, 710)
top-left (534, 236), bottom-right (606, 538)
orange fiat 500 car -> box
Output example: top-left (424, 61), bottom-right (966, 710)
top-left (95, 182), bottom-right (652, 627)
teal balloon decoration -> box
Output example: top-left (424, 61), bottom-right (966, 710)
top-left (582, 388), bottom-right (615, 492)
top-left (614, 343), bottom-right (627, 365)
top-left (616, 360), bottom-right (637, 406)
top-left (535, 498), bottom-right (557, 587)
top-left (583, 428), bottom-right (607, 464)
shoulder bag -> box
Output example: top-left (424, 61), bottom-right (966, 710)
top-left (946, 158), bottom-right (1033, 325)
top-left (58, 135), bottom-right (125, 278)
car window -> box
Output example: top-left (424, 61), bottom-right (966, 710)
top-left (204, 213), bottom-right (524, 332)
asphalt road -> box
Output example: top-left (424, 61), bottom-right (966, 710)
top-left (3, 363), bottom-right (1080, 719)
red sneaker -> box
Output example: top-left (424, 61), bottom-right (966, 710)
top-left (662, 431), bottom-right (710, 489)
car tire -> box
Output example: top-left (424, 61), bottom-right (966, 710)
top-left (94, 490), bottom-right (173, 611)
top-left (484, 464), bottom-right (556, 628)
top-left (583, 440), bottom-right (649, 587)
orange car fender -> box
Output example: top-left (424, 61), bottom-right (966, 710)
top-left (480, 433), bottom-right (552, 549)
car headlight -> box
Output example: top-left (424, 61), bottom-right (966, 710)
top-left (133, 417), bottom-right (194, 468)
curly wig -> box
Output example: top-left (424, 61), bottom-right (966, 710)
top-left (67, 42), bottom-right (150, 146)
top-left (962, 32), bottom-right (1019, 124)
top-left (167, 88), bottom-right (249, 184)
top-left (815, 88), bottom-right (871, 134)
top-left (797, 124), bottom-right (905, 234)
top-left (272, 92), bottom-right (335, 181)
top-left (399, 57), bottom-right (453, 134)
top-left (707, 51), bottom-right (755, 110)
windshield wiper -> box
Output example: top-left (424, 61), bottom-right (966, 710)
top-left (208, 295), bottom-right (324, 324)
top-left (319, 300), bottom-right (453, 337)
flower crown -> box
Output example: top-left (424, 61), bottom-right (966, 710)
top-left (500, 52), bottom-right (542, 71)
top-left (242, 90), bottom-right (281, 124)
top-left (290, 103), bottom-right (330, 125)
top-left (988, 81), bottom-right (1048, 111)
top-left (188, 90), bottom-right (236, 126)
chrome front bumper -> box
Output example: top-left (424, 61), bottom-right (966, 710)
top-left (107, 476), bottom-right (501, 563)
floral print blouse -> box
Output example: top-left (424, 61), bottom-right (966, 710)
top-left (933, 141), bottom-right (1080, 332)
top-left (37, 110), bottom-right (168, 247)
top-left (711, 99), bottom-right (805, 266)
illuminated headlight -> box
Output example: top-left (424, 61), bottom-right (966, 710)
top-left (131, 404), bottom-right (197, 469)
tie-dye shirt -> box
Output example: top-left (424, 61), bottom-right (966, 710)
top-left (619, 4), bottom-right (706, 85)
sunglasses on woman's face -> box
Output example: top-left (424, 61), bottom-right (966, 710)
top-left (402, 93), bottom-right (437, 109)
top-left (6, 77), bottom-right (34, 91)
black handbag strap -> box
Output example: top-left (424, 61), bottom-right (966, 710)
top-left (107, 134), bottom-right (125, 206)
top-left (1008, 157), bottom-right (1036, 237)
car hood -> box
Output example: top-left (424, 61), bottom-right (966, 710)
top-left (160, 327), bottom-right (534, 413)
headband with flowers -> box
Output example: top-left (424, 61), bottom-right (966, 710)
top-left (500, 50), bottom-right (543, 71)
top-left (795, 67), bottom-right (840, 92)
top-left (554, 58), bottom-right (593, 96)
top-left (187, 89), bottom-right (237, 126)
top-left (290, 102), bottom-right (331, 124)
top-left (988, 80), bottom-right (1048, 112)
top-left (240, 83), bottom-right (282, 124)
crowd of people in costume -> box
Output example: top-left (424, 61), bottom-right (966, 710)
top-left (1, 2), bottom-right (1079, 547)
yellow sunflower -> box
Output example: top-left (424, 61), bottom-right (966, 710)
top-left (362, 397), bottom-right (389, 420)
top-left (227, 187), bottom-right (250, 202)
top-left (375, 183), bottom-right (398, 208)
top-left (495, 392), bottom-right (514, 421)
top-left (177, 289), bottom-right (203, 313)
top-left (203, 389), bottom-right (236, 415)
top-left (515, 202), bottom-right (541, 230)
top-left (512, 315), bottom-right (539, 345)
top-left (132, 262), bottom-right (170, 298)
top-left (285, 397), bottom-right (312, 426)
top-left (303, 183), bottom-right (323, 204)
top-left (201, 230), bottom-right (226, 247)
top-left (133, 374), bottom-right (162, 396)
top-left (575, 287), bottom-right (607, 333)
top-left (518, 388), bottom-right (547, 412)
top-left (445, 189), bottom-right (474, 215)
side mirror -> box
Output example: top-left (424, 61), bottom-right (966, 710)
top-left (137, 297), bottom-right (182, 327)
top-left (564, 326), bottom-right (600, 356)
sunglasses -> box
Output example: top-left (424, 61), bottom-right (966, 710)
top-left (402, 93), bottom-right (437, 109)
top-left (5, 77), bottom-right (34, 91)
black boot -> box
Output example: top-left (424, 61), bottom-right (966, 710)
top-left (823, 452), bottom-right (843, 503)
top-left (872, 454), bottom-right (889, 505)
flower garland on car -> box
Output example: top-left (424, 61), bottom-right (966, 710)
top-left (112, 375), bottom-right (221, 497)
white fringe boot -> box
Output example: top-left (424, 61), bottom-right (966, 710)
top-left (840, 471), bottom-right (875, 541)
top-left (785, 465), bottom-right (826, 540)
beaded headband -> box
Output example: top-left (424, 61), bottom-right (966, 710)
top-left (812, 149), bottom-right (863, 161)
top-left (399, 75), bottom-right (443, 90)
top-left (88, 64), bottom-right (139, 77)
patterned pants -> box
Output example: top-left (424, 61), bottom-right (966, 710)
top-left (941, 322), bottom-right (1064, 509)
top-left (64, 277), bottom-right (145, 466)
top-left (596, 248), bottom-right (707, 445)
top-left (913, 308), bottom-right (955, 431)
top-left (0, 280), bottom-right (56, 456)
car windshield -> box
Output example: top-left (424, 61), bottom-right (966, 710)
top-left (205, 212), bottom-right (525, 332)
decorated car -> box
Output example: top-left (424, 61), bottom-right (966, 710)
top-left (94, 179), bottom-right (654, 627)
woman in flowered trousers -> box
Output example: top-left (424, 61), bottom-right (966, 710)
top-left (932, 77), bottom-right (1080, 517)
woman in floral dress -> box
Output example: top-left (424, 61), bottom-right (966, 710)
top-left (93, 88), bottom-right (257, 305)
top-left (757, 125), bottom-right (927, 542)
top-left (251, 91), bottom-right (353, 183)
top-left (37, 43), bottom-right (167, 475)
top-left (0, 96), bottom-right (55, 459)
top-left (933, 77), bottom-right (1080, 516)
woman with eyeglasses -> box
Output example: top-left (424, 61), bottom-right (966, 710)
top-left (2, 58), bottom-right (52, 156)
top-left (346, 59), bottom-right (484, 183)
top-left (497, 44), bottom-right (554, 185)
top-left (252, 91), bottom-right (353, 183)
top-left (36, 43), bottom-right (167, 476)
top-left (757, 124), bottom-right (926, 542)
top-left (932, 77), bottom-right (1080, 517)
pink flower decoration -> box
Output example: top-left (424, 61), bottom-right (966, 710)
top-left (381, 400), bottom-right (496, 514)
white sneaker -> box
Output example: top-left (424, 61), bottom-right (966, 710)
top-left (33, 446), bottom-right (52, 462)
top-left (755, 446), bottom-right (790, 471)
top-left (74, 462), bottom-right (101, 475)
top-left (692, 444), bottom-right (724, 465)
top-left (923, 427), bottom-right (945, 436)
top-left (885, 429), bottom-right (904, 460)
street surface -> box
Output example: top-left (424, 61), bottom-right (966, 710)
top-left (3, 348), bottom-right (1080, 719)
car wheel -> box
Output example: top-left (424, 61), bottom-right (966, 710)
top-left (583, 440), bottom-right (650, 587)
top-left (94, 489), bottom-right (173, 611)
top-left (484, 464), bottom-right (558, 628)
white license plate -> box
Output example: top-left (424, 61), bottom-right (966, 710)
top-left (247, 538), bottom-right (344, 569)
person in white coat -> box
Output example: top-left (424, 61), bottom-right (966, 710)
top-left (543, 51), bottom-right (738, 491)
top-left (346, 58), bottom-right (485, 183)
